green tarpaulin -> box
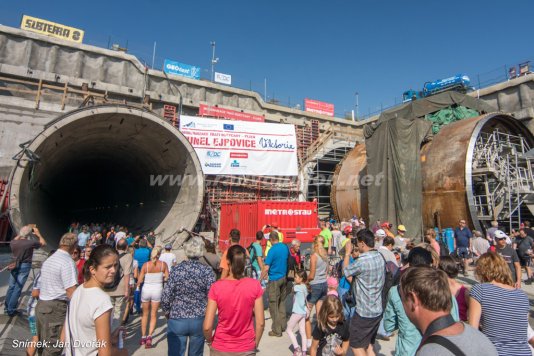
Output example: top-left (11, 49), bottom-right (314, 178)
top-left (426, 106), bottom-right (480, 134)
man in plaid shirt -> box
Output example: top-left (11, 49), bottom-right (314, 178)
top-left (343, 229), bottom-right (385, 356)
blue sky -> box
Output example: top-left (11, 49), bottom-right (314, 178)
top-left (2, 0), bottom-right (533, 118)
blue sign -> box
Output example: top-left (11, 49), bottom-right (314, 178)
top-left (163, 59), bottom-right (201, 79)
top-left (223, 124), bottom-right (234, 131)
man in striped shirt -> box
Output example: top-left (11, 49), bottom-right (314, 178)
top-left (35, 233), bottom-right (78, 356)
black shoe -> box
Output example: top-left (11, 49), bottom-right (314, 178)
top-left (7, 311), bottom-right (22, 317)
top-left (525, 279), bottom-right (532, 285)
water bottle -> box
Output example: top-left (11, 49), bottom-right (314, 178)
top-left (118, 329), bottom-right (124, 349)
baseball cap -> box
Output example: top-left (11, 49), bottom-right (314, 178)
top-left (381, 221), bottom-right (392, 229)
top-left (398, 225), bottom-right (406, 232)
top-left (494, 230), bottom-right (507, 239)
top-left (165, 244), bottom-right (172, 250)
top-left (375, 229), bottom-right (386, 238)
top-left (343, 225), bottom-right (352, 235)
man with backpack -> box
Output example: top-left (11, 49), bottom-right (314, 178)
top-left (343, 229), bottom-right (386, 356)
top-left (106, 238), bottom-right (133, 329)
top-left (248, 231), bottom-right (265, 280)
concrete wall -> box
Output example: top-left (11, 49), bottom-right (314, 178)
top-left (0, 25), bottom-right (361, 129)
top-left (468, 74), bottom-right (534, 133)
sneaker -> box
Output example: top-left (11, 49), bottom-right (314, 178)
top-left (293, 346), bottom-right (302, 356)
top-left (145, 335), bottom-right (152, 349)
top-left (268, 331), bottom-right (283, 337)
top-left (140, 336), bottom-right (146, 345)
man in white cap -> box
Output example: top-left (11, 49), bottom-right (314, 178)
top-left (494, 230), bottom-right (521, 288)
top-left (375, 229), bottom-right (387, 248)
top-left (159, 244), bottom-right (177, 269)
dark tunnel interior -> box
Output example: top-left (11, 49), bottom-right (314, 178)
top-left (10, 108), bottom-right (204, 247)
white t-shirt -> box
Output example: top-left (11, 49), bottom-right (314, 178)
top-left (65, 285), bottom-right (113, 356)
top-left (159, 252), bottom-right (177, 268)
top-left (114, 231), bottom-right (126, 244)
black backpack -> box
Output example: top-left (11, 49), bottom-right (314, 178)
top-left (104, 252), bottom-right (126, 290)
top-left (105, 233), bottom-right (116, 248)
top-left (379, 253), bottom-right (397, 310)
top-left (245, 244), bottom-right (256, 278)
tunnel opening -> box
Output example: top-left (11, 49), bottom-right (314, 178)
top-left (9, 105), bottom-right (204, 247)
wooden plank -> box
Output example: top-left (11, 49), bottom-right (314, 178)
top-left (35, 79), bottom-right (42, 109)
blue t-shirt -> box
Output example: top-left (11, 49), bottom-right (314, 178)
top-left (126, 237), bottom-right (135, 246)
top-left (264, 242), bottom-right (289, 281)
top-left (77, 232), bottom-right (90, 247)
top-left (250, 242), bottom-right (263, 272)
top-left (454, 227), bottom-right (472, 248)
top-left (134, 247), bottom-right (151, 269)
top-left (292, 284), bottom-right (308, 315)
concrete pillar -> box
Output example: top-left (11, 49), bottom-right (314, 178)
top-left (120, 61), bottom-right (128, 87)
top-left (519, 83), bottom-right (533, 110)
top-left (46, 45), bottom-right (58, 73)
top-left (74, 51), bottom-right (84, 77)
top-left (95, 56), bottom-right (105, 82)
top-left (24, 40), bottom-right (33, 69)
top-left (497, 92), bottom-right (507, 112)
top-left (199, 87), bottom-right (206, 102)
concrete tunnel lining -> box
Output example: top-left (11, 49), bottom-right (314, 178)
top-left (9, 105), bottom-right (204, 248)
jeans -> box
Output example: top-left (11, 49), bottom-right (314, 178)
top-left (5, 262), bottom-right (31, 315)
top-left (267, 277), bottom-right (288, 334)
top-left (167, 317), bottom-right (205, 356)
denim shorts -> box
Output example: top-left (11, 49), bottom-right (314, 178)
top-left (307, 282), bottom-right (327, 305)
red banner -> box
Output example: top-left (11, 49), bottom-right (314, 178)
top-left (199, 104), bottom-right (265, 122)
top-left (304, 98), bottom-right (335, 117)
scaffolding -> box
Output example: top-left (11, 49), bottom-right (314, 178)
top-left (306, 137), bottom-right (357, 217)
top-left (471, 130), bottom-right (534, 231)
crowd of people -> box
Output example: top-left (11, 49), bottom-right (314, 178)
top-left (3, 217), bottom-right (534, 356)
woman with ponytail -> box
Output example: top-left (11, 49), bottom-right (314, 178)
top-left (203, 245), bottom-right (265, 355)
top-left (137, 246), bottom-right (169, 348)
top-left (65, 244), bottom-right (127, 356)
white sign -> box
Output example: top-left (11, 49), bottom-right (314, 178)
top-left (180, 116), bottom-right (298, 176)
top-left (214, 72), bottom-right (232, 85)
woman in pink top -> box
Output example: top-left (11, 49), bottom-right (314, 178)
top-left (203, 245), bottom-right (265, 355)
top-left (425, 228), bottom-right (441, 256)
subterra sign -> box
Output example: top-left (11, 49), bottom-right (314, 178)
top-left (164, 59), bottom-right (201, 79)
top-left (20, 15), bottom-right (84, 43)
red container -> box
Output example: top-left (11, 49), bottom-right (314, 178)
top-left (218, 201), bottom-right (321, 251)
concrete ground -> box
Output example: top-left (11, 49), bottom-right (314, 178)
top-left (1, 259), bottom-right (534, 356)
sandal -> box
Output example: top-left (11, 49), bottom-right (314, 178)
top-left (145, 335), bottom-right (152, 349)
top-left (140, 336), bottom-right (146, 345)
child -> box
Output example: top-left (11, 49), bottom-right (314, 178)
top-left (310, 295), bottom-right (350, 356)
top-left (26, 273), bottom-right (41, 356)
top-left (326, 277), bottom-right (339, 297)
top-left (287, 269), bottom-right (308, 356)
